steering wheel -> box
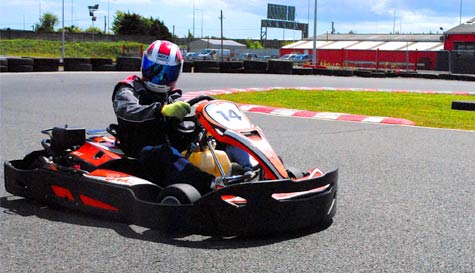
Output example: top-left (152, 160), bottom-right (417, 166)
top-left (186, 95), bottom-right (215, 106)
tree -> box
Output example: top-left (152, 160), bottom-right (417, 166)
top-left (246, 39), bottom-right (264, 49)
top-left (112, 11), bottom-right (172, 39)
top-left (35, 12), bottom-right (58, 32)
top-left (57, 25), bottom-right (82, 33)
top-left (146, 17), bottom-right (172, 41)
top-left (112, 11), bottom-right (148, 35)
top-left (84, 27), bottom-right (102, 34)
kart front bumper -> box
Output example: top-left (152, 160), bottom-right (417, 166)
top-left (5, 159), bottom-right (337, 237)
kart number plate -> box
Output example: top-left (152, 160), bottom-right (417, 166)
top-left (205, 101), bottom-right (253, 130)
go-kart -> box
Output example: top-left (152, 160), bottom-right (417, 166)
top-left (4, 96), bottom-right (338, 236)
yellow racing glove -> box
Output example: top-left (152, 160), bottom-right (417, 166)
top-left (160, 101), bottom-right (191, 120)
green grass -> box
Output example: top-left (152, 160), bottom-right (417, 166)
top-left (214, 89), bottom-right (475, 130)
top-left (0, 39), bottom-right (145, 59)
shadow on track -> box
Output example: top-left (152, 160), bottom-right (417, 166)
top-left (1, 195), bottom-right (332, 249)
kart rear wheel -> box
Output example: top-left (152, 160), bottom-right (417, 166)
top-left (157, 184), bottom-right (201, 205)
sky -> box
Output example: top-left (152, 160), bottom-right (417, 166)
top-left (0, 0), bottom-right (474, 40)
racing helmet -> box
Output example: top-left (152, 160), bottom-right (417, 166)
top-left (141, 40), bottom-right (183, 93)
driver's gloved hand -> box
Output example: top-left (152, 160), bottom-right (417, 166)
top-left (161, 101), bottom-right (191, 120)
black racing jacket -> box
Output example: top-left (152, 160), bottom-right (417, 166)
top-left (112, 75), bottom-right (183, 157)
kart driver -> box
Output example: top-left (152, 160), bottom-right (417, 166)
top-left (112, 40), bottom-right (252, 195)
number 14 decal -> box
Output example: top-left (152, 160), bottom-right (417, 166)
top-left (216, 110), bottom-right (242, 121)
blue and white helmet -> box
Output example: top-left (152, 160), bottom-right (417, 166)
top-left (141, 40), bottom-right (183, 93)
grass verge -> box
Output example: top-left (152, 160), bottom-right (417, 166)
top-left (0, 39), bottom-right (144, 59)
top-left (214, 89), bottom-right (475, 131)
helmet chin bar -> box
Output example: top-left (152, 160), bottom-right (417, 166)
top-left (144, 81), bottom-right (171, 93)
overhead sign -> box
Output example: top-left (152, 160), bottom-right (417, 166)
top-left (267, 4), bottom-right (295, 21)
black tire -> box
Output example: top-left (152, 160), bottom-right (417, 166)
top-left (64, 63), bottom-right (92, 71)
top-left (7, 57), bottom-right (33, 66)
top-left (267, 60), bottom-right (293, 74)
top-left (183, 61), bottom-right (193, 72)
top-left (243, 60), bottom-right (267, 73)
top-left (371, 71), bottom-right (386, 78)
top-left (117, 63), bottom-right (141, 71)
top-left (90, 58), bottom-right (113, 67)
top-left (452, 101), bottom-right (475, 111)
top-left (116, 56), bottom-right (141, 71)
top-left (220, 61), bottom-right (243, 73)
top-left (292, 67), bottom-right (313, 75)
top-left (8, 65), bottom-right (34, 72)
top-left (354, 69), bottom-right (372, 77)
top-left (93, 64), bottom-right (117, 71)
top-left (33, 58), bottom-right (60, 66)
top-left (333, 69), bottom-right (354, 77)
top-left (34, 65), bottom-right (58, 72)
top-left (194, 61), bottom-right (220, 73)
top-left (63, 58), bottom-right (91, 65)
top-left (157, 184), bottom-right (201, 205)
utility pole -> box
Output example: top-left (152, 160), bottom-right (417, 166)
top-left (193, 0), bottom-right (195, 38)
top-left (312, 0), bottom-right (318, 66)
top-left (220, 10), bottom-right (224, 62)
top-left (61, 0), bottom-right (65, 60)
top-left (459, 0), bottom-right (463, 24)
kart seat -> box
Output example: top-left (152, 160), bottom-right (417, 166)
top-left (50, 127), bottom-right (86, 155)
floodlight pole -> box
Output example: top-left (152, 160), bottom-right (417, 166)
top-left (459, 0), bottom-right (463, 24)
top-left (312, 0), bottom-right (318, 66)
top-left (61, 0), bottom-right (65, 60)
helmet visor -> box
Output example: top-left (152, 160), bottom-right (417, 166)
top-left (142, 58), bottom-right (182, 86)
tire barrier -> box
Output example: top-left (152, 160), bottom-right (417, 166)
top-left (90, 58), bottom-right (114, 71)
top-left (220, 61), bottom-right (243, 73)
top-left (33, 58), bottom-right (60, 72)
top-left (0, 58), bottom-right (7, 72)
top-left (94, 64), bottom-right (117, 71)
top-left (292, 67), bottom-right (313, 75)
top-left (6, 57), bottom-right (34, 72)
top-left (452, 101), bottom-right (475, 111)
top-left (371, 71), bottom-right (386, 78)
top-left (314, 68), bottom-right (334, 76)
top-left (64, 58), bottom-right (92, 71)
top-left (193, 61), bottom-right (220, 73)
top-left (333, 69), bottom-right (354, 77)
top-left (354, 69), bottom-right (372, 77)
top-left (116, 56), bottom-right (141, 71)
top-left (438, 74), bottom-right (457, 80)
top-left (267, 60), bottom-right (293, 74)
top-left (183, 61), bottom-right (193, 73)
top-left (243, 60), bottom-right (267, 73)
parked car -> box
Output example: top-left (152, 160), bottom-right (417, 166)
top-left (185, 52), bottom-right (199, 61)
top-left (197, 49), bottom-right (231, 61)
top-left (237, 53), bottom-right (259, 61)
top-left (291, 54), bottom-right (312, 63)
top-left (278, 54), bottom-right (298, 60)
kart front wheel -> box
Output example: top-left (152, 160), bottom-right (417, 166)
top-left (157, 184), bottom-right (201, 205)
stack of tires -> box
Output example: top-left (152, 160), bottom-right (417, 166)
top-left (64, 58), bottom-right (92, 71)
top-left (193, 61), bottom-right (220, 73)
top-left (220, 61), bottom-right (243, 73)
top-left (116, 56), bottom-right (141, 71)
top-left (33, 58), bottom-right (60, 72)
top-left (243, 61), bottom-right (268, 73)
top-left (0, 58), bottom-right (7, 72)
top-left (6, 57), bottom-right (34, 72)
top-left (90, 58), bottom-right (116, 71)
top-left (267, 60), bottom-right (293, 74)
top-left (183, 61), bottom-right (193, 72)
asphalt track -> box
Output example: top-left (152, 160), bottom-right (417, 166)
top-left (1, 72), bottom-right (475, 272)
